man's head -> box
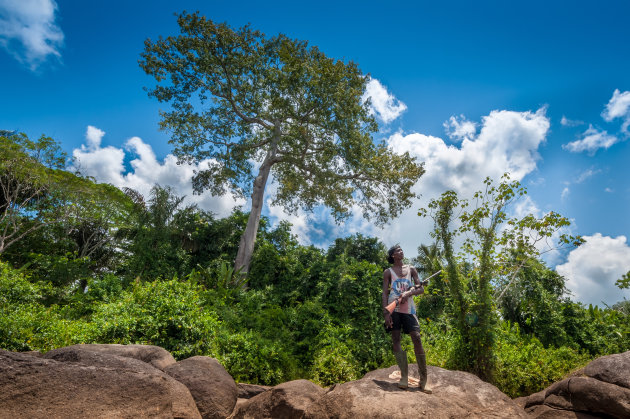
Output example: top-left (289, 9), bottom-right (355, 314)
top-left (387, 245), bottom-right (401, 264)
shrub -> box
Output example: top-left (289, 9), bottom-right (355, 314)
top-left (88, 278), bottom-right (218, 359)
top-left (493, 321), bottom-right (590, 397)
top-left (310, 342), bottom-right (360, 386)
top-left (213, 329), bottom-right (298, 385)
top-left (0, 261), bottom-right (93, 351)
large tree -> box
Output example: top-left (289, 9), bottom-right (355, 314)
top-left (140, 12), bottom-right (424, 275)
top-left (421, 174), bottom-right (582, 381)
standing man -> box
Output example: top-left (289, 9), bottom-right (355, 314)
top-left (383, 245), bottom-right (432, 393)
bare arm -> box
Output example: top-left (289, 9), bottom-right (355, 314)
top-left (402, 266), bottom-right (424, 298)
top-left (382, 269), bottom-right (392, 311)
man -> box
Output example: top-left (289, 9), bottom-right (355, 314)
top-left (382, 245), bottom-right (432, 393)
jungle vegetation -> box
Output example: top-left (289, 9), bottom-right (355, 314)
top-left (2, 131), bottom-right (629, 398)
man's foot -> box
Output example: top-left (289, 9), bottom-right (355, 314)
top-left (394, 350), bottom-right (409, 390)
top-left (419, 385), bottom-right (432, 394)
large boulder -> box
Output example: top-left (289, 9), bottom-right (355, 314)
top-left (304, 365), bottom-right (528, 419)
top-left (45, 343), bottom-right (176, 370)
top-left (164, 356), bottom-right (238, 419)
top-left (229, 379), bottom-right (325, 419)
top-left (0, 348), bottom-right (201, 418)
top-left (522, 350), bottom-right (630, 418)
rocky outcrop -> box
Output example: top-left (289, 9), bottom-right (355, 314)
top-left (304, 364), bottom-right (529, 419)
top-left (165, 356), bottom-right (238, 419)
top-left (45, 343), bottom-right (177, 370)
top-left (521, 350), bottom-right (630, 418)
top-left (229, 379), bottom-right (325, 419)
top-left (5, 342), bottom-right (629, 418)
top-left (0, 349), bottom-right (201, 418)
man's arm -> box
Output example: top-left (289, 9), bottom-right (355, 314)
top-left (404, 266), bottom-right (424, 297)
top-left (382, 269), bottom-right (393, 325)
top-left (382, 269), bottom-right (391, 309)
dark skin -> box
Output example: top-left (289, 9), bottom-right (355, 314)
top-left (382, 247), bottom-right (426, 354)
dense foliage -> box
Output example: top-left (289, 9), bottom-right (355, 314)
top-left (1, 133), bottom-right (629, 398)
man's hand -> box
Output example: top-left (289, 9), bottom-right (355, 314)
top-left (383, 310), bottom-right (393, 328)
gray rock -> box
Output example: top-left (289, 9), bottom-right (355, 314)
top-left (165, 356), bottom-right (238, 419)
top-left (583, 350), bottom-right (630, 389)
top-left (229, 379), bottom-right (324, 419)
top-left (304, 365), bottom-right (529, 419)
top-left (237, 383), bottom-right (271, 399)
top-left (0, 349), bottom-right (201, 418)
top-left (45, 343), bottom-right (176, 370)
top-left (522, 350), bottom-right (630, 418)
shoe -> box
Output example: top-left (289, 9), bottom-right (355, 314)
top-left (394, 350), bottom-right (408, 389)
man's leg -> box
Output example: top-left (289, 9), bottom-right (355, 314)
top-left (410, 331), bottom-right (432, 393)
top-left (391, 327), bottom-right (408, 389)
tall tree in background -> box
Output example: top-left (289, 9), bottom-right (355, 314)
top-left (421, 174), bottom-right (582, 381)
top-left (140, 12), bottom-right (424, 275)
top-left (0, 131), bottom-right (65, 254)
top-left (1, 132), bottom-right (129, 258)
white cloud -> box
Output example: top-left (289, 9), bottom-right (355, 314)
top-left (602, 89), bottom-right (630, 134)
top-left (363, 78), bottom-right (407, 124)
top-left (561, 187), bottom-right (570, 200)
top-left (70, 126), bottom-right (245, 217)
top-left (602, 89), bottom-right (630, 122)
top-left (605, 187), bottom-right (613, 193)
top-left (443, 114), bottom-right (477, 142)
top-left (575, 167), bottom-right (600, 183)
top-left (563, 125), bottom-right (619, 154)
top-left (556, 233), bottom-right (630, 306)
top-left (0, 0), bottom-right (63, 70)
top-left (560, 116), bottom-right (583, 127)
top-left (304, 107), bottom-right (552, 257)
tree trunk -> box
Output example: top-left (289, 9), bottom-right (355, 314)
top-left (234, 133), bottom-right (279, 277)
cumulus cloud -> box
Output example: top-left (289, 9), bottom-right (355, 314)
top-left (363, 78), bottom-right (407, 124)
top-left (71, 126), bottom-right (245, 217)
top-left (279, 108), bottom-right (552, 255)
top-left (602, 89), bottom-right (630, 135)
top-left (602, 89), bottom-right (630, 122)
top-left (563, 125), bottom-right (619, 154)
top-left (443, 114), bottom-right (477, 142)
top-left (556, 233), bottom-right (630, 306)
top-left (0, 0), bottom-right (63, 70)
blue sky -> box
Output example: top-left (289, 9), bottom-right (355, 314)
top-left (1, 0), bottom-right (629, 306)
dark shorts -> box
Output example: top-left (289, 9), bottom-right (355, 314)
top-left (385, 312), bottom-right (421, 334)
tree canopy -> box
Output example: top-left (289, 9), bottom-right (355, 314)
top-left (139, 12), bottom-right (424, 273)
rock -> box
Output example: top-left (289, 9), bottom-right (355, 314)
top-left (583, 350), bottom-right (630, 389)
top-left (512, 395), bottom-right (528, 409)
top-left (523, 350), bottom-right (630, 418)
top-left (0, 349), bottom-right (201, 418)
top-left (44, 343), bottom-right (176, 370)
top-left (543, 376), bottom-right (630, 418)
top-left (520, 389), bottom-right (545, 409)
top-left (44, 345), bottom-right (165, 374)
top-left (164, 356), bottom-right (237, 419)
top-left (525, 404), bottom-right (600, 418)
top-left (304, 365), bottom-right (529, 419)
top-left (237, 383), bottom-right (272, 399)
top-left (20, 350), bottom-right (43, 357)
top-left (229, 379), bottom-right (325, 419)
